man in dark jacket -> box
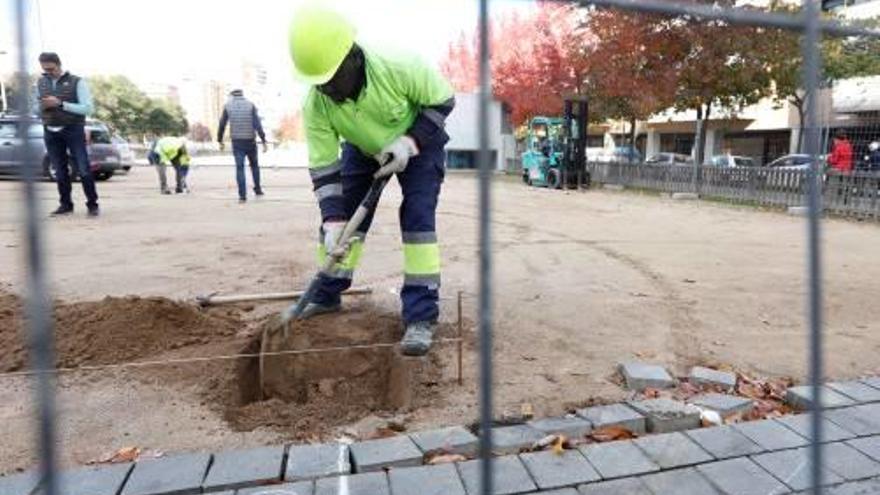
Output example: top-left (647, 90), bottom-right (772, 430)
top-left (217, 89), bottom-right (268, 203)
top-left (35, 52), bottom-right (99, 216)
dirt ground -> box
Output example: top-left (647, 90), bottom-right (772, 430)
top-left (1, 165), bottom-right (879, 474)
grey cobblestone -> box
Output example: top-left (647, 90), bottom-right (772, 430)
top-left (628, 398), bottom-right (702, 433)
top-left (54, 463), bottom-right (134, 495)
top-left (689, 367), bottom-right (737, 391)
top-left (696, 457), bottom-right (788, 495)
top-left (388, 463), bottom-right (466, 495)
top-left (827, 405), bottom-right (880, 437)
top-left (528, 416), bottom-right (593, 441)
top-left (122, 452), bottom-right (211, 495)
top-left (314, 472), bottom-right (389, 495)
top-left (619, 362), bottom-right (675, 391)
top-left (410, 426), bottom-right (478, 457)
top-left (579, 440), bottom-right (660, 479)
top-left (457, 455), bottom-right (538, 495)
top-left (639, 467), bottom-right (721, 495)
top-left (633, 431), bottom-right (714, 469)
top-left (576, 403), bottom-right (646, 434)
top-left (828, 382), bottom-right (880, 404)
top-left (774, 413), bottom-right (857, 442)
top-left (786, 386), bottom-right (857, 410)
top-left (203, 445), bottom-right (284, 492)
top-left (860, 377), bottom-right (880, 391)
top-left (350, 436), bottom-right (422, 473)
top-left (285, 443), bottom-right (350, 481)
top-left (690, 394), bottom-right (754, 418)
top-left (238, 481), bottom-right (313, 495)
top-left (685, 425), bottom-right (764, 459)
top-left (751, 448), bottom-right (843, 491)
top-left (519, 449), bottom-right (600, 490)
top-left (488, 424), bottom-right (546, 455)
top-left (577, 477), bottom-right (651, 495)
top-left (822, 442), bottom-right (880, 481)
top-left (733, 419), bottom-right (809, 451)
top-left (848, 436), bottom-right (880, 463)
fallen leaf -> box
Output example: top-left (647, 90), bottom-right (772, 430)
top-left (532, 434), bottom-right (561, 450)
top-left (427, 454), bottom-right (467, 465)
top-left (90, 446), bottom-right (141, 465)
top-left (590, 426), bottom-right (636, 442)
top-left (551, 435), bottom-right (567, 455)
top-left (641, 387), bottom-right (661, 399)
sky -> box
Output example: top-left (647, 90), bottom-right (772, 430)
top-left (1, 0), bottom-right (533, 90)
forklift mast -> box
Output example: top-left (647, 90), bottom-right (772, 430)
top-left (561, 97), bottom-right (589, 189)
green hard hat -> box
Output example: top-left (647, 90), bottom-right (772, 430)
top-left (289, 6), bottom-right (355, 85)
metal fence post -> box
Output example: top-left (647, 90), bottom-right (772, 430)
top-left (15, 0), bottom-right (60, 493)
top-left (801, 0), bottom-right (825, 491)
top-left (477, 0), bottom-right (494, 493)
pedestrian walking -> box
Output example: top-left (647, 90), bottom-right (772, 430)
top-left (217, 89), bottom-right (268, 203)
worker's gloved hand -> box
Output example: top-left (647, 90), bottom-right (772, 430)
top-left (323, 221), bottom-right (348, 257)
top-left (219, 142), bottom-right (225, 152)
top-left (374, 136), bottom-right (419, 179)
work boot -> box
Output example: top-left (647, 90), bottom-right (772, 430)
top-left (87, 205), bottom-right (100, 217)
top-left (401, 321), bottom-right (436, 356)
top-left (50, 205), bottom-right (73, 216)
top-left (298, 301), bottom-right (341, 319)
top-left (254, 187), bottom-right (264, 196)
top-left (161, 188), bottom-right (171, 195)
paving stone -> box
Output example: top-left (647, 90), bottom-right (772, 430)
top-left (576, 477), bottom-right (651, 495)
top-left (538, 489), bottom-right (579, 495)
top-left (633, 431), bottom-right (714, 469)
top-left (751, 448), bottom-right (843, 491)
top-left (733, 419), bottom-right (809, 451)
top-left (0, 471), bottom-right (37, 495)
top-left (696, 457), bottom-right (788, 495)
top-left (53, 463), bottom-right (134, 495)
top-left (775, 414), bottom-right (857, 442)
top-left (203, 445), bottom-right (285, 491)
top-left (827, 405), bottom-right (880, 437)
top-left (388, 463), bottom-right (466, 495)
top-left (314, 472), bottom-right (389, 495)
top-left (628, 398), bottom-right (702, 433)
top-left (285, 443), bottom-right (350, 481)
top-left (639, 467), bottom-right (721, 495)
top-left (848, 436), bottom-right (880, 462)
top-left (519, 449), bottom-right (600, 490)
top-left (576, 403), bottom-right (646, 434)
top-left (457, 455), bottom-right (538, 495)
top-left (685, 425), bottom-right (764, 459)
top-left (237, 481), bottom-right (313, 495)
top-left (409, 426), bottom-right (479, 456)
top-left (619, 362), bottom-right (676, 391)
top-left (786, 385), bottom-right (857, 410)
top-left (350, 435), bottom-right (422, 473)
top-left (861, 377), bottom-right (880, 391)
top-left (689, 367), bottom-right (737, 391)
top-left (579, 440), bottom-right (660, 479)
top-left (690, 393), bottom-right (754, 418)
top-left (488, 424), bottom-right (546, 455)
top-left (122, 451), bottom-right (212, 495)
top-left (528, 416), bottom-right (593, 441)
top-left (822, 442), bottom-right (880, 481)
top-left (829, 382), bottom-right (880, 404)
top-left (824, 477), bottom-right (880, 494)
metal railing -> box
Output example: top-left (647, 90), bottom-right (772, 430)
top-left (9, 0), bottom-right (880, 494)
top-left (590, 162), bottom-right (880, 219)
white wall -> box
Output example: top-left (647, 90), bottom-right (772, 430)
top-left (445, 92), bottom-right (508, 170)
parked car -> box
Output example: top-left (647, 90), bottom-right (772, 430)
top-left (592, 146), bottom-right (643, 163)
top-left (0, 114), bottom-right (121, 181)
top-left (706, 155), bottom-right (756, 168)
top-left (766, 154), bottom-right (820, 171)
top-left (112, 134), bottom-right (135, 173)
top-left (645, 152), bottom-right (693, 166)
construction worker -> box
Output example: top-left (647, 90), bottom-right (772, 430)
top-left (217, 89), bottom-right (268, 203)
top-left (148, 137), bottom-right (191, 194)
top-left (288, 7), bottom-right (455, 356)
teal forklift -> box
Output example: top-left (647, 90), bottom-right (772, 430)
top-left (521, 97), bottom-right (590, 189)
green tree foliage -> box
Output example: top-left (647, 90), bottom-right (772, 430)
top-left (88, 75), bottom-right (188, 139)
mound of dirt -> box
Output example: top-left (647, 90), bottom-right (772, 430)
top-left (0, 293), bottom-right (240, 372)
top-left (214, 303), bottom-right (451, 436)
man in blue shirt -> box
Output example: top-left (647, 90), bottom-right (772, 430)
top-left (34, 52), bottom-right (98, 216)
